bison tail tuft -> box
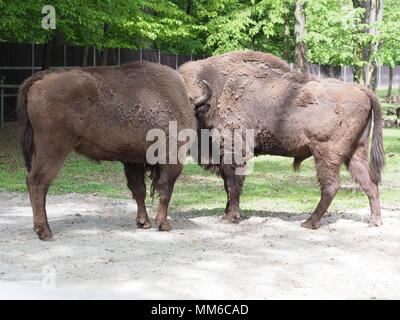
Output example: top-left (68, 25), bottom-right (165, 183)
top-left (364, 89), bottom-right (385, 184)
top-left (146, 164), bottom-right (160, 200)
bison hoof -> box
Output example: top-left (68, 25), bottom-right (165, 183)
top-left (136, 219), bottom-right (152, 229)
top-left (33, 225), bottom-right (53, 241)
top-left (301, 219), bottom-right (321, 230)
top-left (222, 214), bottom-right (240, 224)
top-left (368, 217), bottom-right (382, 227)
top-left (158, 221), bottom-right (171, 231)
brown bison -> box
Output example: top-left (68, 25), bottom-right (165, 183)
top-left (17, 61), bottom-right (201, 240)
top-left (179, 50), bottom-right (385, 229)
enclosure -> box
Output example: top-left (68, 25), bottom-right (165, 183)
top-left (1, 0), bottom-right (400, 301)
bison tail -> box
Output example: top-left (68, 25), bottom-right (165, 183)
top-left (17, 70), bottom-right (56, 172)
top-left (146, 164), bottom-right (160, 200)
top-left (17, 78), bottom-right (36, 172)
top-left (365, 89), bottom-right (385, 184)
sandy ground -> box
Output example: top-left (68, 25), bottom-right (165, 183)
top-left (0, 192), bottom-right (399, 300)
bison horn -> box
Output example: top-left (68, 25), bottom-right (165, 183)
top-left (194, 80), bottom-right (213, 108)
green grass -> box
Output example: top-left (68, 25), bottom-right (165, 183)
top-left (1, 120), bottom-right (400, 215)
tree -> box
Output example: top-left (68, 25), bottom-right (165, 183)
top-left (354, 0), bottom-right (384, 90)
top-left (0, 0), bottom-right (50, 43)
top-left (294, 0), bottom-right (308, 72)
top-left (303, 0), bottom-right (365, 67)
top-left (0, 0), bottom-right (198, 60)
top-left (303, 0), bottom-right (390, 90)
top-left (204, 0), bottom-right (289, 57)
top-left (283, 1), bottom-right (293, 62)
top-left (378, 0), bottom-right (400, 98)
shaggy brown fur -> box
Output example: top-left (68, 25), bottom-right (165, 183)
top-left (17, 61), bottom-right (196, 240)
top-left (179, 50), bottom-right (385, 229)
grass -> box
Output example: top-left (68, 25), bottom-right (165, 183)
top-left (1, 107), bottom-right (400, 215)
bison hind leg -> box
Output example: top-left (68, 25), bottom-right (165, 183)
top-left (346, 144), bottom-right (382, 227)
top-left (27, 134), bottom-right (72, 240)
top-left (153, 164), bottom-right (183, 231)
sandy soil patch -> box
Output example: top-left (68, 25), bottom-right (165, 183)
top-left (0, 192), bottom-right (399, 299)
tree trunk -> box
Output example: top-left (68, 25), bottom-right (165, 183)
top-left (358, 0), bottom-right (384, 91)
top-left (186, 0), bottom-right (192, 14)
top-left (387, 66), bottom-right (393, 97)
top-left (294, 1), bottom-right (308, 73)
top-left (353, 65), bottom-right (364, 84)
top-left (283, 1), bottom-right (291, 62)
top-left (81, 46), bottom-right (89, 67)
top-left (42, 40), bottom-right (53, 70)
top-left (101, 48), bottom-right (109, 66)
top-left (364, 63), bottom-right (378, 91)
top-left (101, 23), bottom-right (110, 66)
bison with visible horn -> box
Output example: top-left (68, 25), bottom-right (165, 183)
top-left (180, 50), bottom-right (385, 229)
top-left (17, 61), bottom-right (201, 240)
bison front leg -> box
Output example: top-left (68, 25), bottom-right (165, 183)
top-left (154, 164), bottom-right (183, 231)
top-left (302, 160), bottom-right (341, 229)
top-left (221, 165), bottom-right (245, 223)
top-left (123, 163), bottom-right (151, 229)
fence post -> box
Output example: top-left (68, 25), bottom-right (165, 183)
top-left (140, 48), bottom-right (142, 61)
top-left (175, 54), bottom-right (178, 70)
top-left (93, 47), bottom-right (96, 66)
top-left (158, 49), bottom-right (161, 64)
top-left (32, 43), bottom-right (35, 75)
top-left (118, 48), bottom-right (121, 66)
top-left (378, 65), bottom-right (381, 89)
top-left (64, 45), bottom-right (66, 67)
top-left (1, 88), bottom-right (4, 129)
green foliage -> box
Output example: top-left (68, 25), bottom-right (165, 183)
top-left (205, 0), bottom-right (290, 57)
top-left (0, 0), bottom-right (399, 61)
top-left (0, 0), bottom-right (49, 43)
top-left (303, 0), bottom-right (366, 65)
top-left (303, 0), bottom-right (400, 68)
top-left (0, 0), bottom-right (195, 50)
top-left (378, 0), bottom-right (400, 67)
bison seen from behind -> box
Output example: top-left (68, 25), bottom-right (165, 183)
top-left (17, 61), bottom-right (200, 240)
top-left (180, 50), bottom-right (384, 229)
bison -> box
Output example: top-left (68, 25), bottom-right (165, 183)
top-left (179, 50), bottom-right (385, 229)
top-left (17, 61), bottom-right (204, 240)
